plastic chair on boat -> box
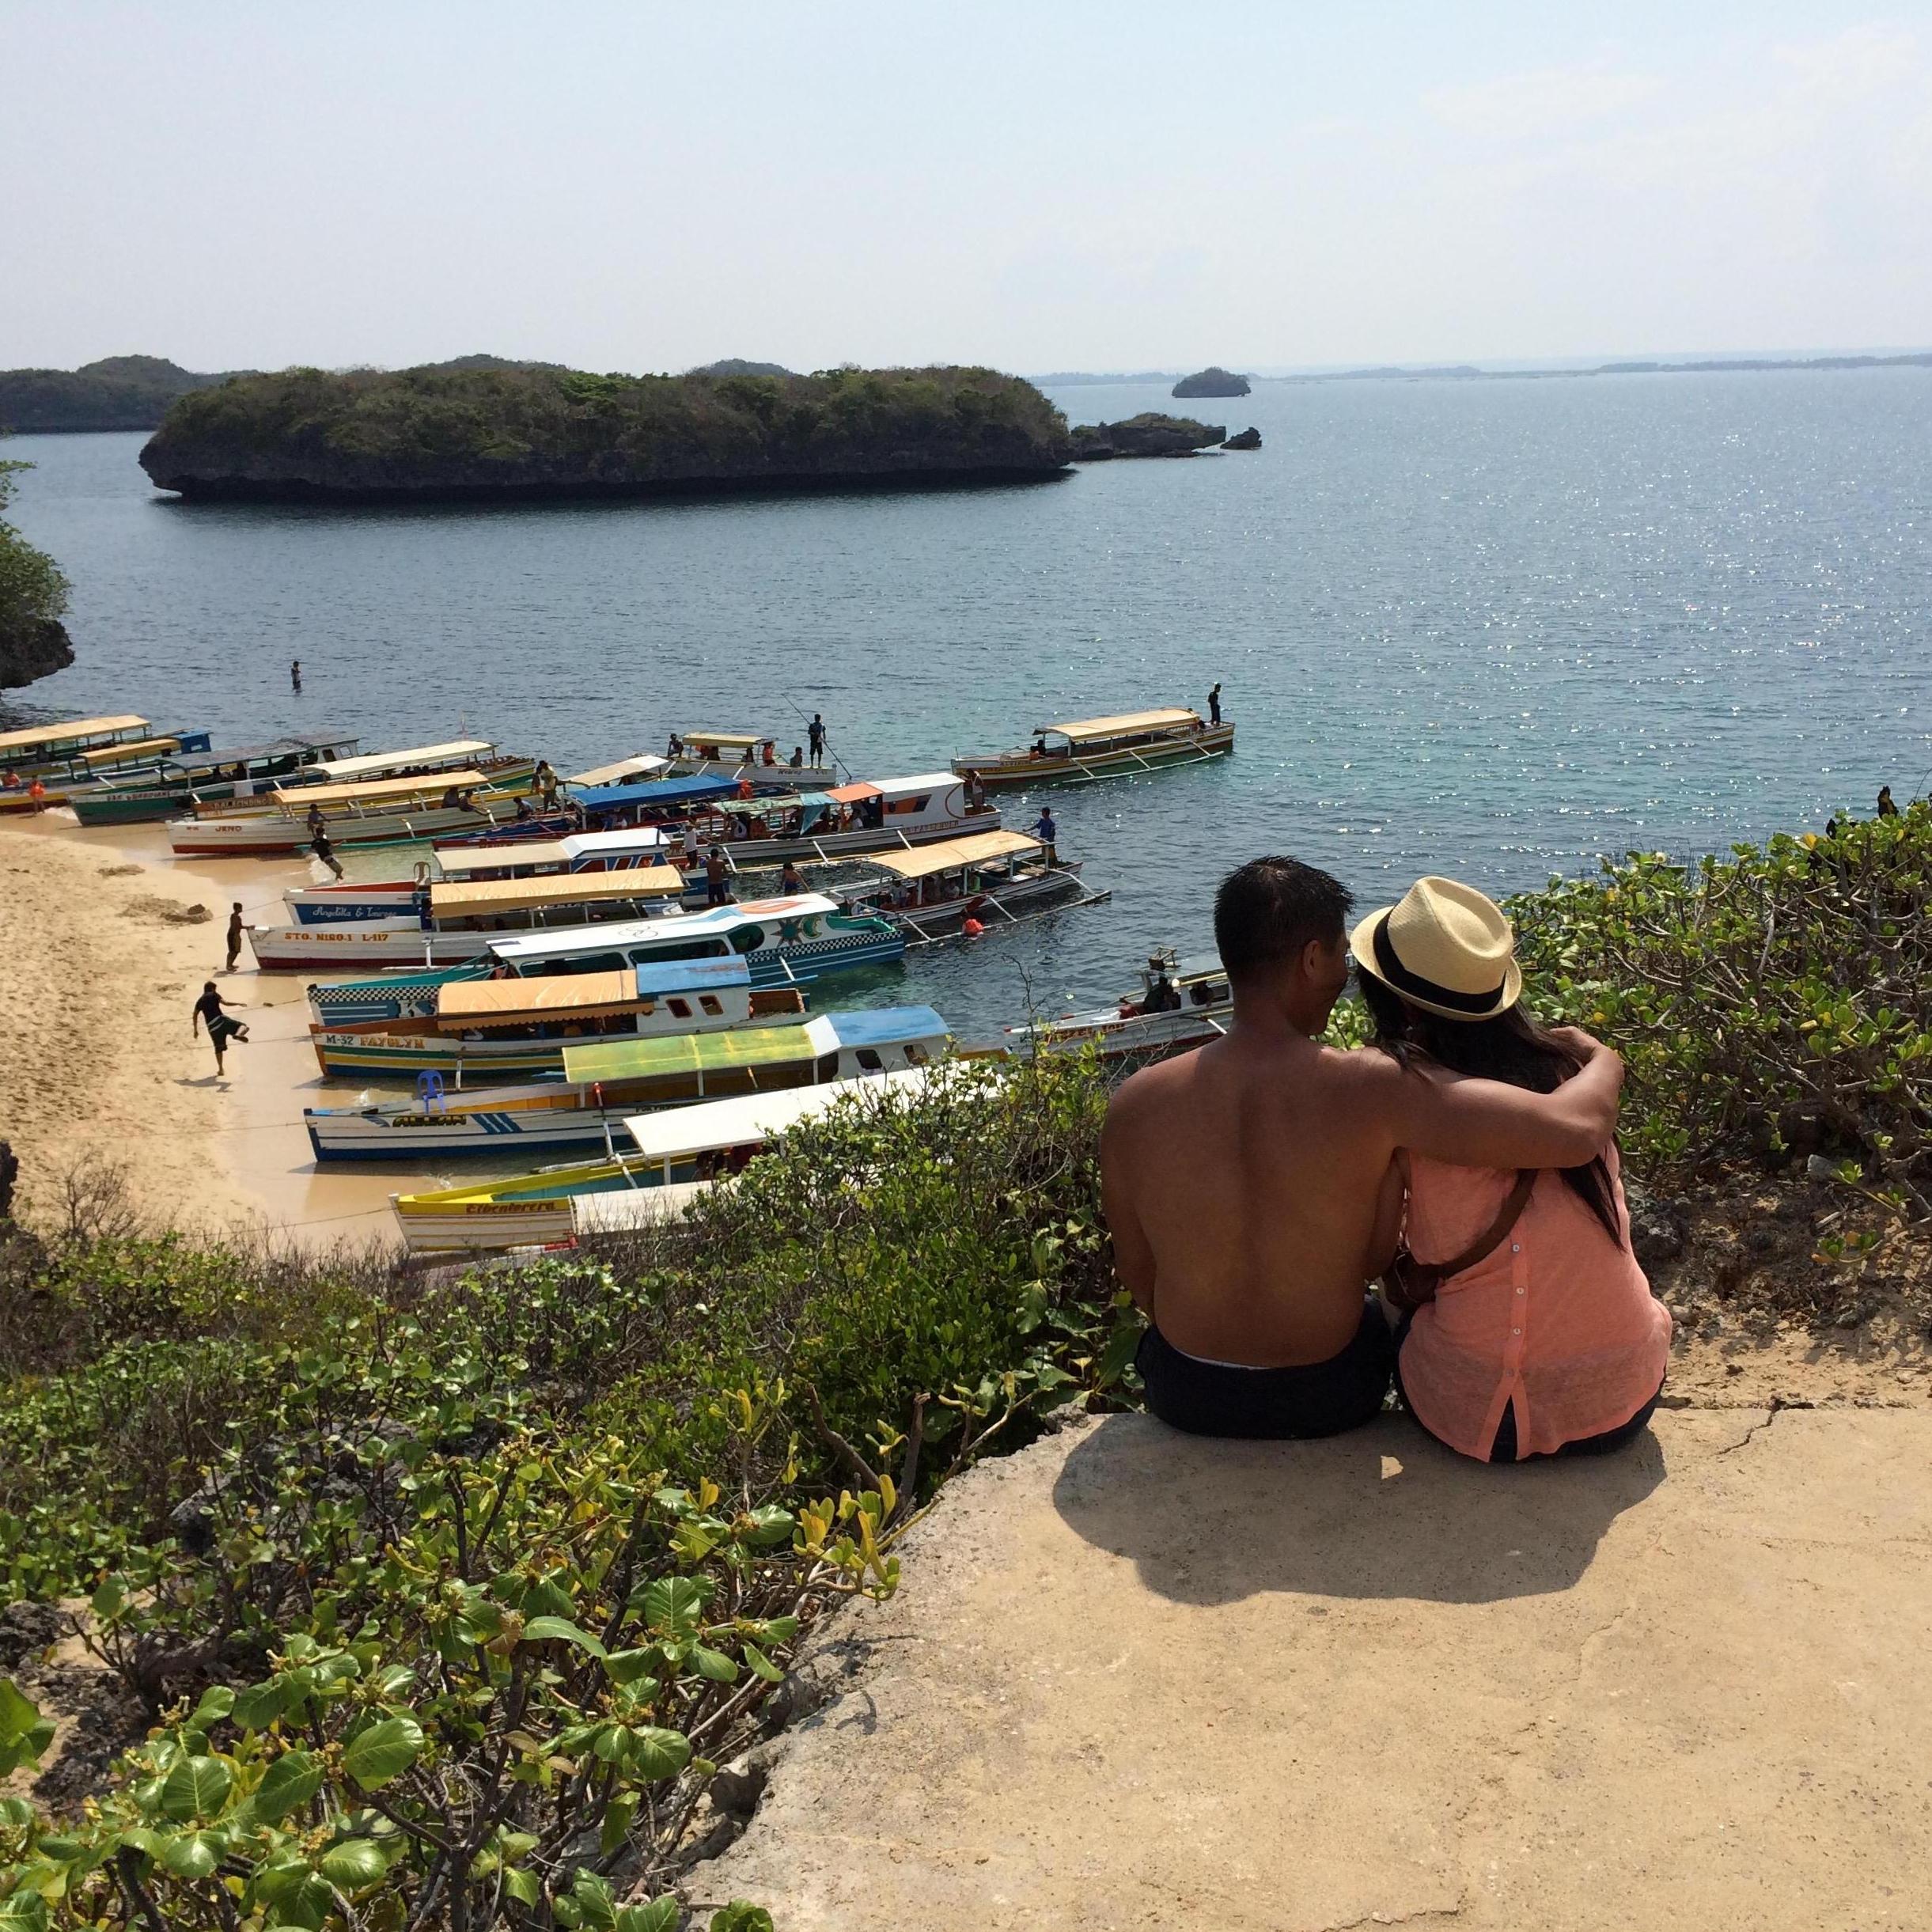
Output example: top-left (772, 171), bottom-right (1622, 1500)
top-left (415, 1070), bottom-right (447, 1114)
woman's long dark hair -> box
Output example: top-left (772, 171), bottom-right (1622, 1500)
top-left (1357, 971), bottom-right (1623, 1247)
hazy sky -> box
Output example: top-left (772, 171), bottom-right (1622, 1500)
top-left (6, 2), bottom-right (1929, 374)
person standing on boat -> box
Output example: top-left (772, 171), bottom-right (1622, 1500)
top-left (192, 981), bottom-right (250, 1074)
top-left (705, 843), bottom-right (732, 907)
top-left (1208, 682), bottom-right (1222, 725)
top-left (779, 859), bottom-right (807, 896)
top-left (224, 903), bottom-right (248, 973)
top-left (534, 760), bottom-right (560, 810)
top-left (1030, 805), bottom-right (1059, 864)
top-left (808, 714), bottom-right (826, 762)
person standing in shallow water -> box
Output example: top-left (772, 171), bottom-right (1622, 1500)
top-left (290, 659), bottom-right (301, 692)
top-left (224, 902), bottom-right (247, 972)
top-left (192, 981), bottom-right (249, 1074)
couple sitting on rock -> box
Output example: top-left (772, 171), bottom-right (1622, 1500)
top-left (1102, 858), bottom-right (1669, 1464)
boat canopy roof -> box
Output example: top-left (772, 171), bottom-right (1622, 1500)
top-left (567, 752), bottom-right (670, 787)
top-left (826, 1006), bottom-right (946, 1049)
top-left (633, 956), bottom-right (753, 997)
top-left (1169, 953), bottom-right (1225, 981)
top-left (877, 772), bottom-right (961, 798)
top-left (563, 1014), bottom-right (837, 1085)
top-left (434, 826), bottom-right (669, 876)
top-left (434, 969), bottom-right (642, 1030)
top-left (0, 714), bottom-right (148, 756)
top-left (167, 735), bottom-right (356, 770)
top-left (309, 740), bottom-right (495, 782)
top-left (870, 829), bottom-right (1040, 881)
top-left (826, 781), bottom-right (881, 804)
top-left (78, 736), bottom-right (181, 767)
top-left (622, 1066), bottom-right (937, 1161)
top-left (429, 866), bottom-right (684, 919)
top-left (680, 729), bottom-right (765, 748)
top-left (1043, 708), bottom-right (1201, 743)
top-left (274, 769), bottom-right (490, 810)
top-left (572, 773), bottom-right (741, 812)
top-left (487, 893), bottom-right (839, 965)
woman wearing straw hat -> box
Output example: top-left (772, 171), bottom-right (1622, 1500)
top-left (1352, 877), bottom-right (1671, 1464)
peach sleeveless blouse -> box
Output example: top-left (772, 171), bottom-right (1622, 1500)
top-left (1398, 1146), bottom-right (1671, 1461)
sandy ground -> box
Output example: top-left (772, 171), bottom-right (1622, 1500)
top-left (0, 814), bottom-right (453, 1245)
top-left (699, 1407), bottom-right (1932, 1930)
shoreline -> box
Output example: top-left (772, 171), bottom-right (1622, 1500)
top-left (0, 815), bottom-right (453, 1248)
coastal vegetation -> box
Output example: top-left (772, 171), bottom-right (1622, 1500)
top-left (138, 364), bottom-right (1074, 502)
top-left (4, 809), bottom-right (1930, 1924)
top-left (0, 358), bottom-right (233, 435)
top-left (1171, 366), bottom-right (1251, 399)
top-left (0, 462), bottom-right (74, 690)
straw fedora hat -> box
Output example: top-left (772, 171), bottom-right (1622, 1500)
top-left (1349, 875), bottom-right (1523, 1022)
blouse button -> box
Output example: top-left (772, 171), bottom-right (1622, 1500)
top-left (1512, 1327), bottom-right (1521, 1335)
top-left (1516, 1286), bottom-right (1525, 1296)
top-left (1510, 1243), bottom-right (1521, 1254)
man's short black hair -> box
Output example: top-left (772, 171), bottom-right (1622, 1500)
top-left (1214, 857), bottom-right (1352, 982)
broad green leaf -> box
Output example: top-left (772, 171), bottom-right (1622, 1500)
top-left (0, 1795), bottom-right (36, 1830)
top-left (603, 1649), bottom-right (659, 1687)
top-left (317, 1836), bottom-right (389, 1889)
top-left (504, 1866), bottom-right (541, 1907)
top-left (741, 1642), bottom-right (784, 1684)
top-left (341, 1714), bottom-right (423, 1790)
top-left (639, 1576), bottom-right (704, 1638)
top-left (617, 1901), bottom-right (681, 1932)
top-left (229, 1679), bottom-right (291, 1733)
top-left (623, 1726), bottom-right (692, 1781)
top-left (710, 1907), bottom-right (775, 1932)
top-left (161, 1829), bottom-right (225, 1878)
top-left (159, 1755), bottom-right (233, 1823)
top-left (187, 1686), bottom-right (236, 1731)
top-left (692, 1646), bottom-right (739, 1684)
top-left (524, 1616), bottom-right (608, 1658)
top-left (600, 1789), bottom-right (638, 1856)
top-left (253, 1749), bottom-right (324, 1823)
top-left (0, 1893), bottom-right (49, 1929)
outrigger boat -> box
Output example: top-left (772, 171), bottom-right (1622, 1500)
top-left (65, 733), bottom-right (361, 825)
top-left (838, 830), bottom-right (1108, 942)
top-left (168, 759), bottom-right (540, 857)
top-left (388, 1066), bottom-right (936, 1256)
top-left (306, 895), bottom-right (906, 1023)
top-left (249, 866), bottom-right (689, 971)
top-left (953, 707), bottom-right (1233, 790)
top-left (310, 957), bottom-right (809, 1082)
top-left (305, 1006), bottom-right (949, 1161)
top-left (1010, 949), bottom-right (1232, 1063)
top-left (286, 826), bottom-right (680, 923)
top-left (0, 714), bottom-right (197, 779)
top-left (664, 729), bottom-right (839, 788)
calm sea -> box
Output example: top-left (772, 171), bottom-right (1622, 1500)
top-left (7, 369), bottom-right (1930, 1039)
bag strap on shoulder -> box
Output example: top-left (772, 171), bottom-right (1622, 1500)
top-left (1383, 1169), bottom-right (1539, 1310)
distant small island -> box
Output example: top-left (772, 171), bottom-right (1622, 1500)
top-left (1172, 366), bottom-right (1251, 399)
top-left (1067, 414), bottom-right (1229, 460)
top-left (0, 355), bottom-right (241, 434)
top-left (138, 362), bottom-right (1075, 502)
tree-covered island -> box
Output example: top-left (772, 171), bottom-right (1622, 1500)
top-left (138, 363), bottom-right (1074, 502)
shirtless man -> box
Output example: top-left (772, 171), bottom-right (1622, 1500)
top-left (1101, 855), bottom-right (1623, 1438)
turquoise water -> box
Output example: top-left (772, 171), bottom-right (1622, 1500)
top-left (7, 368), bottom-right (1930, 1038)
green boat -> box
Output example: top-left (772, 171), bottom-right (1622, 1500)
top-left (66, 733), bottom-right (360, 825)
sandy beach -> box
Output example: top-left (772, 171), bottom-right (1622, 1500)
top-left (0, 813), bottom-right (450, 1245)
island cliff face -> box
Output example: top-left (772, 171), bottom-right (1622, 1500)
top-left (140, 364), bottom-right (1073, 502)
top-left (0, 616), bottom-right (74, 691)
top-left (1172, 366), bottom-right (1252, 399)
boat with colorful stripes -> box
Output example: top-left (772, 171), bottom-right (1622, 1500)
top-left (305, 1006), bottom-right (948, 1161)
top-left (388, 1066), bottom-right (937, 1254)
top-left (305, 895), bottom-right (906, 1023)
top-left (310, 957), bottom-right (808, 1081)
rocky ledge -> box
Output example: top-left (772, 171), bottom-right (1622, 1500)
top-left (1172, 365), bottom-right (1252, 398)
top-left (0, 616), bottom-right (75, 691)
top-left (1067, 413), bottom-right (1228, 460)
top-left (139, 363), bottom-right (1074, 503)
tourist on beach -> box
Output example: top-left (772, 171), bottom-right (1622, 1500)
top-left (192, 980), bottom-right (249, 1074)
top-left (808, 714), bottom-right (826, 760)
top-left (1100, 857), bottom-right (1624, 1440)
top-left (1030, 806), bottom-right (1058, 862)
top-left (311, 827), bottom-right (344, 881)
top-left (705, 843), bottom-right (731, 907)
top-left (1353, 876), bottom-right (1669, 1463)
top-left (290, 659), bottom-right (301, 691)
top-left (1878, 785), bottom-right (1899, 817)
top-left (224, 903), bottom-right (247, 972)
top-left (779, 859), bottom-right (807, 895)
top-left (1208, 682), bottom-right (1222, 725)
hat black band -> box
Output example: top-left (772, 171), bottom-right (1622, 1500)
top-left (1371, 915), bottom-right (1508, 1015)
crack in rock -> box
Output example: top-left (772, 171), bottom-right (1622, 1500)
top-left (1320, 1899), bottom-right (1466, 1930)
top-left (1716, 1398), bottom-right (1784, 1454)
